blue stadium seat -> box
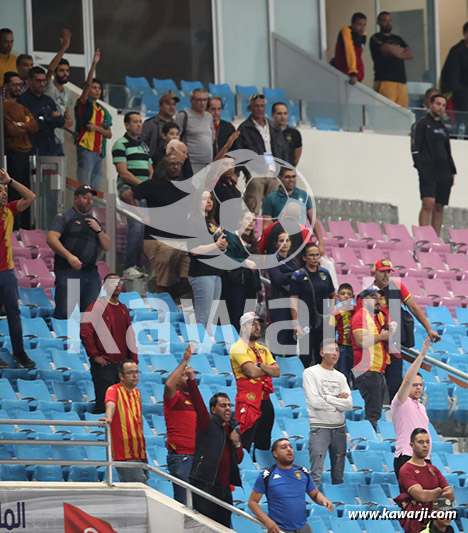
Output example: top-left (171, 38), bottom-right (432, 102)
top-left (209, 82), bottom-right (233, 95)
top-left (211, 324), bottom-right (239, 346)
top-left (14, 410), bottom-right (54, 434)
top-left (307, 516), bottom-right (329, 533)
top-left (283, 417), bottom-right (309, 450)
top-left (17, 378), bottom-right (52, 404)
top-left (263, 87), bottom-right (288, 101)
top-left (276, 357), bottom-right (304, 388)
top-left (357, 483), bottom-right (393, 508)
top-left (14, 441), bottom-right (52, 461)
top-left (447, 454), bottom-right (468, 475)
top-left (370, 472), bottom-right (398, 486)
top-left (146, 292), bottom-right (186, 323)
top-left (52, 381), bottom-right (86, 404)
top-left (235, 85), bottom-right (258, 96)
top-left (50, 351), bottom-right (88, 374)
top-left (125, 76), bottom-right (150, 87)
top-left (32, 464), bottom-right (63, 481)
top-left (425, 383), bottom-right (450, 422)
top-left (148, 354), bottom-right (179, 378)
top-left (322, 483), bottom-right (359, 506)
top-left (315, 117), bottom-right (340, 131)
top-left (178, 323), bottom-right (212, 345)
top-left (329, 516), bottom-right (362, 532)
top-left (0, 465), bottom-right (28, 481)
top-left (278, 387), bottom-right (307, 414)
top-left (19, 287), bottom-right (54, 318)
top-left (362, 519), bottom-right (400, 533)
top-left (231, 515), bottom-right (264, 533)
top-left (118, 291), bottom-right (148, 312)
top-left (212, 354), bottom-right (234, 384)
top-left (347, 420), bottom-right (390, 451)
top-left (347, 390), bottom-right (365, 421)
top-left (67, 465), bottom-right (98, 482)
top-left (152, 78), bottom-right (178, 91)
top-left (50, 411), bottom-right (87, 436)
top-left (454, 387), bottom-right (468, 422)
top-left (0, 378), bottom-right (17, 400)
top-left (36, 400), bottom-right (65, 418)
top-left (455, 307), bottom-right (468, 325)
top-left (351, 450), bottom-right (388, 475)
top-left (21, 317), bottom-right (64, 350)
top-left (180, 80), bottom-right (204, 93)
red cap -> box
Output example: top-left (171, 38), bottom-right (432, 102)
top-left (373, 259), bottom-right (394, 272)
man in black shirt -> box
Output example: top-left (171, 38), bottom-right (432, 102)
top-left (47, 185), bottom-right (111, 318)
top-left (370, 11), bottom-right (412, 107)
top-left (213, 156), bottom-right (241, 224)
top-left (271, 102), bottom-right (302, 166)
top-left (121, 154), bottom-right (191, 299)
top-left (411, 94), bottom-right (457, 236)
top-left (441, 22), bottom-right (468, 113)
top-left (207, 96), bottom-right (235, 157)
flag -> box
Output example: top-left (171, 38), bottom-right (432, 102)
top-left (63, 502), bottom-right (117, 532)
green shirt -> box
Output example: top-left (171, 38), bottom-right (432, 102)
top-left (112, 133), bottom-right (152, 188)
top-left (262, 187), bottom-right (311, 223)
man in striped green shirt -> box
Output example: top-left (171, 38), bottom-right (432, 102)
top-left (112, 112), bottom-right (153, 279)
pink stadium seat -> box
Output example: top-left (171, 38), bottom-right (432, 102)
top-left (97, 261), bottom-right (112, 281)
top-left (336, 274), bottom-right (362, 293)
top-left (449, 281), bottom-right (468, 306)
top-left (15, 267), bottom-right (38, 289)
top-left (389, 250), bottom-right (428, 279)
top-left (18, 257), bottom-right (55, 298)
top-left (448, 228), bottom-right (468, 254)
top-left (19, 229), bottom-right (54, 270)
top-left (383, 223), bottom-right (414, 251)
top-left (331, 248), bottom-right (370, 276)
top-left (11, 232), bottom-right (34, 270)
top-left (446, 253), bottom-right (468, 280)
top-left (327, 220), bottom-right (369, 249)
top-left (360, 248), bottom-right (388, 267)
top-left (356, 222), bottom-right (397, 251)
top-left (402, 277), bottom-right (435, 308)
top-left (422, 279), bottom-right (457, 308)
top-left (417, 252), bottom-right (457, 281)
top-left (412, 226), bottom-right (451, 256)
top-left (316, 219), bottom-right (340, 251)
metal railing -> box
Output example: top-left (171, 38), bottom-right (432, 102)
top-left (0, 418), bottom-right (263, 529)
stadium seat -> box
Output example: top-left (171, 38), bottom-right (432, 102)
top-left (445, 253), bottom-right (468, 280)
top-left (418, 252), bottom-right (457, 280)
top-left (235, 85), bottom-right (258, 96)
top-left (322, 483), bottom-right (359, 506)
top-left (329, 516), bottom-right (362, 532)
top-left (18, 287), bottom-right (54, 318)
top-left (0, 465), bottom-right (28, 481)
top-left (360, 248), bottom-right (390, 268)
top-left (180, 80), bottom-right (204, 93)
top-left (314, 117), bottom-right (340, 131)
top-left (347, 420), bottom-right (390, 451)
top-left (278, 387), bottom-right (307, 415)
top-left (0, 378), bottom-right (18, 401)
top-left (356, 222), bottom-right (400, 251)
top-left (327, 220), bottom-right (369, 249)
top-left (18, 229), bottom-right (54, 268)
top-left (331, 248), bottom-right (370, 276)
top-left (52, 381), bottom-right (87, 404)
top-left (152, 78), bottom-right (178, 91)
top-left (351, 450), bottom-right (388, 474)
top-left (21, 317), bottom-right (65, 351)
top-left (383, 223), bottom-right (414, 251)
top-left (67, 465), bottom-right (98, 482)
top-left (231, 515), bottom-right (264, 533)
top-left (125, 76), bottom-right (150, 87)
top-left (32, 464), bottom-right (63, 481)
top-left (423, 279), bottom-right (458, 308)
top-left (449, 228), bottom-right (468, 254)
top-left (307, 516), bottom-right (329, 533)
top-left (389, 249), bottom-right (427, 279)
top-left (412, 225), bottom-right (451, 255)
top-left (211, 324), bottom-right (239, 346)
top-left (425, 383), bottom-right (450, 422)
top-left (17, 378), bottom-right (52, 403)
top-left (362, 519), bottom-right (399, 533)
top-left (275, 357), bottom-right (304, 388)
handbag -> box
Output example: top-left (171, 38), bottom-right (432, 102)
top-left (400, 308), bottom-right (415, 348)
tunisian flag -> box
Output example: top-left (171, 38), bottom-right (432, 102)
top-left (63, 503), bottom-right (117, 532)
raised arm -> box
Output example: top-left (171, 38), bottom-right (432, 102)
top-left (396, 337), bottom-right (430, 403)
top-left (46, 28), bottom-right (72, 81)
top-left (0, 169), bottom-right (36, 212)
top-left (164, 345), bottom-right (193, 400)
top-left (79, 49), bottom-right (100, 104)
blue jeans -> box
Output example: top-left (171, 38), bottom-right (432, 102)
top-left (116, 460), bottom-right (149, 484)
top-left (0, 269), bottom-right (26, 355)
top-left (309, 426), bottom-right (347, 487)
top-left (167, 452), bottom-right (193, 505)
top-left (53, 269), bottom-right (102, 319)
top-left (124, 198), bottom-right (145, 269)
top-left (336, 344), bottom-right (354, 383)
top-left (188, 275), bottom-right (222, 328)
top-left (77, 145), bottom-right (103, 191)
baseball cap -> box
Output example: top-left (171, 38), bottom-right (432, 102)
top-left (159, 93), bottom-right (180, 106)
top-left (74, 185), bottom-right (97, 196)
top-left (358, 286), bottom-right (385, 300)
top-left (432, 498), bottom-right (454, 512)
top-left (248, 93), bottom-right (265, 103)
top-left (239, 312), bottom-right (263, 328)
top-left (373, 259), bottom-right (394, 272)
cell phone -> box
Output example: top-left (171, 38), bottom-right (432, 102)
top-left (213, 227), bottom-right (225, 241)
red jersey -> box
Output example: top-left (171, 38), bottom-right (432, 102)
top-left (380, 279), bottom-right (411, 317)
top-left (163, 390), bottom-right (197, 454)
top-left (330, 304), bottom-right (354, 346)
top-left (105, 383), bottom-right (146, 461)
top-left (351, 306), bottom-right (389, 373)
top-left (334, 27), bottom-right (366, 82)
top-left (0, 200), bottom-right (19, 271)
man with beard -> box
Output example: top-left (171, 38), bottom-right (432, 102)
top-left (370, 11), bottom-right (412, 107)
top-left (230, 312), bottom-right (280, 453)
top-left (47, 184), bottom-right (110, 319)
top-left (0, 54), bottom-right (32, 98)
top-left (213, 155), bottom-right (241, 224)
top-left (0, 29), bottom-right (16, 83)
top-left (80, 273), bottom-right (138, 414)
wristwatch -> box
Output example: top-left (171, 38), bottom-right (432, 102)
top-left (234, 441), bottom-right (241, 449)
top-left (256, 362), bottom-right (262, 368)
top-left (95, 227), bottom-right (102, 234)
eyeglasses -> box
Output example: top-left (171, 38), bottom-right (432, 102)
top-left (124, 370), bottom-right (140, 376)
top-left (167, 162), bottom-right (183, 167)
top-left (108, 279), bottom-right (125, 286)
top-left (250, 94), bottom-right (265, 101)
top-left (412, 382), bottom-right (424, 387)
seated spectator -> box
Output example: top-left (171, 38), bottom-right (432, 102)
top-left (75, 49), bottom-right (112, 190)
top-left (223, 211), bottom-right (261, 331)
top-left (1, 54), bottom-right (32, 98)
top-left (213, 155), bottom-right (241, 224)
top-left (17, 66), bottom-right (65, 156)
top-left (421, 499), bottom-right (456, 533)
top-left (142, 93), bottom-right (179, 163)
top-left (176, 88), bottom-right (214, 175)
top-left (188, 190), bottom-right (227, 328)
top-left (329, 283), bottom-right (355, 382)
top-left (396, 428), bottom-right (454, 533)
top-left (236, 94), bottom-right (288, 214)
top-left (261, 166), bottom-right (324, 255)
top-left (271, 102), bottom-right (302, 165)
top-left (207, 96), bottom-right (235, 157)
top-left (0, 29), bottom-right (16, 83)
top-left (333, 13), bottom-right (367, 84)
top-left (80, 274), bottom-right (138, 414)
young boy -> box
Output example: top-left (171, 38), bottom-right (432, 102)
top-left (329, 283), bottom-right (355, 382)
top-left (153, 121), bottom-right (180, 165)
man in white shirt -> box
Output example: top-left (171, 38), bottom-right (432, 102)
top-left (303, 338), bottom-right (353, 487)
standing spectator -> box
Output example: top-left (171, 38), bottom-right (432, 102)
top-left (248, 438), bottom-right (333, 533)
top-left (176, 88), bottom-right (214, 175)
top-left (230, 312), bottom-right (280, 452)
top-left (101, 359), bottom-right (148, 483)
top-left (411, 94), bottom-right (456, 236)
top-left (188, 388), bottom-right (243, 528)
top-left (80, 273), bottom-right (138, 414)
top-left (47, 185), bottom-right (110, 319)
top-left (441, 22), bottom-right (468, 113)
top-left (396, 428), bottom-right (454, 533)
top-left (0, 168), bottom-right (36, 370)
top-left (213, 156), bottom-right (241, 224)
top-left (0, 29), bottom-right (16, 83)
top-left (334, 13), bottom-right (367, 84)
top-left (207, 96), bottom-right (235, 157)
top-left (223, 211), bottom-right (261, 330)
top-left (112, 111), bottom-right (152, 280)
top-left (371, 259), bottom-right (441, 401)
top-left (141, 93), bottom-right (179, 163)
top-left (44, 29), bottom-right (74, 149)
top-left (163, 345), bottom-right (196, 504)
top-left (370, 12), bottom-right (412, 107)
top-left (188, 190), bottom-right (227, 328)
top-left (329, 283), bottom-right (355, 383)
top-left (236, 94), bottom-right (289, 214)
top-left (421, 499), bottom-right (456, 533)
top-left (75, 49), bottom-right (112, 191)
top-left (121, 154), bottom-right (191, 299)
top-left (151, 121), bottom-right (180, 166)
top-left (271, 102), bottom-right (302, 165)
top-left (290, 243), bottom-right (336, 368)
top-left (303, 339), bottom-right (352, 487)
top-left (261, 167), bottom-right (324, 255)
top-left (154, 138), bottom-right (193, 181)
top-left (350, 287), bottom-right (395, 430)
top-left (2, 71), bottom-right (39, 229)
top-left (1, 54), bottom-right (32, 98)
top-left (392, 338), bottom-right (431, 481)
top-left (17, 66), bottom-right (65, 156)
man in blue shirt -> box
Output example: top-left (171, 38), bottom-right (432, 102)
top-left (249, 438), bottom-right (333, 533)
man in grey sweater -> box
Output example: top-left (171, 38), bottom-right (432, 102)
top-left (303, 338), bottom-right (353, 487)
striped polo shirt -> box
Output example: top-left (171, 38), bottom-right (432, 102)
top-left (112, 133), bottom-right (152, 188)
top-left (0, 200), bottom-right (19, 271)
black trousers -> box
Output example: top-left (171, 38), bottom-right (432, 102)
top-left (241, 399), bottom-right (275, 452)
top-left (354, 370), bottom-right (386, 431)
top-left (6, 150), bottom-right (31, 229)
top-left (192, 481), bottom-right (233, 528)
top-left (90, 360), bottom-right (120, 413)
top-left (385, 357), bottom-right (403, 403)
top-left (298, 327), bottom-right (322, 368)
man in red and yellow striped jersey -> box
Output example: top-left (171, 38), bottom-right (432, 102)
top-left (0, 168), bottom-right (36, 370)
top-left (102, 359), bottom-right (148, 483)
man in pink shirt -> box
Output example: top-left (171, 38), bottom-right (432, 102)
top-left (391, 337), bottom-right (431, 482)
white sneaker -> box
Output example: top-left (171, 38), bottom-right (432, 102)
top-left (123, 266), bottom-right (144, 280)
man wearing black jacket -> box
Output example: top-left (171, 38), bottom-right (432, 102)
top-left (441, 22), bottom-right (468, 113)
top-left (236, 94), bottom-right (289, 214)
top-left (410, 94), bottom-right (456, 236)
top-left (188, 383), bottom-right (243, 528)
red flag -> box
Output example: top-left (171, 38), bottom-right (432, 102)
top-left (63, 502), bottom-right (117, 532)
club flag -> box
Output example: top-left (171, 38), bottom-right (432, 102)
top-left (63, 502), bottom-right (117, 532)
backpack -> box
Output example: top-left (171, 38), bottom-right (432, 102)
top-left (262, 464), bottom-right (312, 493)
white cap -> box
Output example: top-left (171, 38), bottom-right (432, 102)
top-left (239, 312), bottom-right (263, 328)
